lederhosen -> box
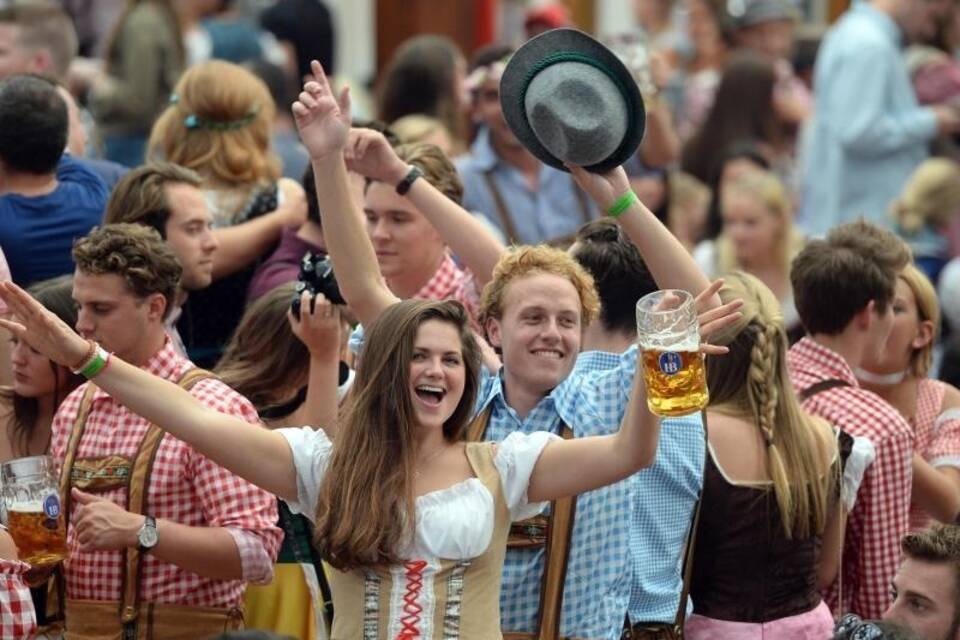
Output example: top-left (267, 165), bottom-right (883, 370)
top-left (57, 369), bottom-right (245, 640)
top-left (482, 170), bottom-right (593, 249)
top-left (466, 405), bottom-right (577, 640)
top-left (623, 411), bottom-right (709, 640)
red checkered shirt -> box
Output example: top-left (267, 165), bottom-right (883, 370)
top-left (0, 553), bottom-right (35, 639)
top-left (910, 378), bottom-right (960, 530)
top-left (50, 340), bottom-right (282, 607)
top-left (788, 337), bottom-right (913, 619)
top-left (415, 253), bottom-right (481, 325)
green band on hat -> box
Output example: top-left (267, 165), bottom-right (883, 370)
top-left (517, 51), bottom-right (640, 167)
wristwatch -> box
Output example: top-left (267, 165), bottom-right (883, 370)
top-left (137, 516), bottom-right (159, 553)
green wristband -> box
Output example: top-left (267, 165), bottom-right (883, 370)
top-left (607, 190), bottom-right (638, 217)
top-left (79, 346), bottom-right (110, 379)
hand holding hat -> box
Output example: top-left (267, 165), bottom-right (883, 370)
top-left (500, 28), bottom-right (646, 173)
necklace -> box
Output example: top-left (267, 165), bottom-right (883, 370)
top-left (413, 445), bottom-right (447, 478)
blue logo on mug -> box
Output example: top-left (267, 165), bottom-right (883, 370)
top-left (658, 351), bottom-right (682, 375)
top-left (43, 493), bottom-right (61, 520)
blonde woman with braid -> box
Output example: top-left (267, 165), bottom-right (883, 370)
top-left (685, 272), bottom-right (873, 639)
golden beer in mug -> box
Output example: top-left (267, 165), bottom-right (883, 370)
top-left (636, 290), bottom-right (709, 417)
top-left (1, 455), bottom-right (68, 566)
top-left (6, 508), bottom-right (68, 566)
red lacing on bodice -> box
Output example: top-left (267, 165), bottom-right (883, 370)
top-left (396, 559), bottom-right (428, 639)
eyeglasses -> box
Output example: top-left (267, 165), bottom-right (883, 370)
top-left (834, 613), bottom-right (885, 640)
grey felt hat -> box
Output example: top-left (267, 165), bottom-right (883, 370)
top-left (500, 28), bottom-right (646, 173)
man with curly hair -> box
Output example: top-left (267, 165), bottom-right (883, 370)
top-left (48, 224), bottom-right (281, 637)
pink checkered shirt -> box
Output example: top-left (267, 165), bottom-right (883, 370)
top-left (0, 555), bottom-right (36, 639)
top-left (788, 338), bottom-right (913, 619)
top-left (415, 253), bottom-right (481, 325)
top-left (910, 379), bottom-right (960, 530)
top-left (50, 340), bottom-right (282, 607)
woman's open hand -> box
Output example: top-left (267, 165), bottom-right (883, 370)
top-left (293, 60), bottom-right (352, 161)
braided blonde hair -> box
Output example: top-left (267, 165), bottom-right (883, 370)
top-left (706, 272), bottom-right (836, 538)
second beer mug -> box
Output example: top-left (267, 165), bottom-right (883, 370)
top-left (1, 455), bottom-right (68, 566)
top-left (636, 289), bottom-right (709, 417)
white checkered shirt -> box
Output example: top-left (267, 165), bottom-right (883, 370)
top-left (478, 345), bottom-right (694, 639)
top-left (0, 555), bottom-right (35, 639)
top-left (51, 341), bottom-right (283, 607)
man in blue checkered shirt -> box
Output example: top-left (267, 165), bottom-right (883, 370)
top-left (456, 164), bottom-right (724, 638)
top-left (569, 220), bottom-right (706, 636)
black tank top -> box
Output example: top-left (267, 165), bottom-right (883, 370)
top-left (689, 430), bottom-right (852, 622)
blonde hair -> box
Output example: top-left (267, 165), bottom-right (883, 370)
top-left (900, 264), bottom-right (940, 378)
top-left (479, 245), bottom-right (601, 328)
top-left (147, 60), bottom-right (280, 186)
top-left (716, 169), bottom-right (803, 276)
top-left (391, 115), bottom-right (453, 151)
top-left (892, 158), bottom-right (960, 234)
top-left (668, 171), bottom-right (710, 242)
top-left (705, 272), bottom-right (836, 539)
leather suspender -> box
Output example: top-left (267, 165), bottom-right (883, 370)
top-left (119, 368), bottom-right (213, 630)
top-left (59, 368), bottom-right (215, 633)
top-left (799, 378), bottom-right (852, 402)
top-left (483, 171), bottom-right (521, 246)
top-left (481, 169), bottom-right (593, 247)
top-left (467, 405), bottom-right (576, 640)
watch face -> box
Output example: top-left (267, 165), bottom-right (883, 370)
top-left (139, 523), bottom-right (159, 548)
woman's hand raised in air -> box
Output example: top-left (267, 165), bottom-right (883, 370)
top-left (293, 60), bottom-right (352, 161)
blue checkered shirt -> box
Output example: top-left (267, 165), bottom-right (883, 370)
top-left (476, 345), bottom-right (696, 638)
top-left (577, 351), bottom-right (705, 627)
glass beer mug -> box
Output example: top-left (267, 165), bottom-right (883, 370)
top-left (1, 455), bottom-right (68, 566)
top-left (636, 289), bottom-right (709, 417)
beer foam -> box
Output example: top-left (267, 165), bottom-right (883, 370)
top-left (5, 501), bottom-right (44, 513)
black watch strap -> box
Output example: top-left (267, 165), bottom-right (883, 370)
top-left (396, 165), bottom-right (423, 195)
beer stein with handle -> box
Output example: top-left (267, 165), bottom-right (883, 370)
top-left (1, 455), bottom-right (68, 566)
top-left (636, 289), bottom-right (709, 417)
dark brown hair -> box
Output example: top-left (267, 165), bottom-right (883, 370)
top-left (72, 224), bottom-right (182, 320)
top-left (378, 35), bottom-right (467, 151)
top-left (791, 220), bottom-right (911, 335)
top-left (215, 282), bottom-right (310, 414)
top-left (680, 52), bottom-right (782, 184)
top-left (1, 276), bottom-right (82, 456)
top-left (569, 219), bottom-right (655, 335)
top-left (103, 162), bottom-right (203, 238)
top-left (901, 524), bottom-right (960, 632)
top-left (314, 299), bottom-right (481, 570)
